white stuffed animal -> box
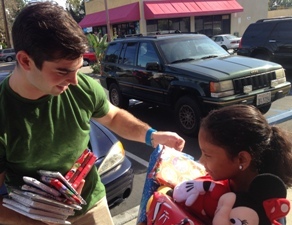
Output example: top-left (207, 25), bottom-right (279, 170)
top-left (173, 180), bottom-right (216, 206)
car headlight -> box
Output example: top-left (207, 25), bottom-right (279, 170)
top-left (271, 68), bottom-right (286, 87)
top-left (97, 141), bottom-right (125, 175)
top-left (210, 80), bottom-right (235, 98)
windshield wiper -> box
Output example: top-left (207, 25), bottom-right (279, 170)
top-left (200, 55), bottom-right (218, 60)
top-left (171, 58), bottom-right (195, 64)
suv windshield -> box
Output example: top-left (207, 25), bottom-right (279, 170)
top-left (158, 36), bottom-right (229, 64)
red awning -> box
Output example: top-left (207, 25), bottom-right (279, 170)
top-left (144, 0), bottom-right (243, 19)
top-left (79, 2), bottom-right (140, 28)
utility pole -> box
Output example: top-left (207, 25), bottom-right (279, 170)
top-left (104, 0), bottom-right (111, 42)
top-left (1, 0), bottom-right (11, 48)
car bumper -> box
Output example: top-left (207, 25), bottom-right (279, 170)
top-left (101, 156), bottom-right (134, 208)
top-left (202, 83), bottom-right (291, 110)
top-left (228, 44), bottom-right (239, 49)
top-left (237, 48), bottom-right (252, 56)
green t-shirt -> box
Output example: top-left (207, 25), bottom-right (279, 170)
top-left (0, 72), bottom-right (110, 216)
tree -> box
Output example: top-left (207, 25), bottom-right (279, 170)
top-left (66, 0), bottom-right (85, 23)
top-left (0, 0), bottom-right (26, 47)
top-left (269, 0), bottom-right (292, 9)
top-left (86, 33), bottom-right (108, 73)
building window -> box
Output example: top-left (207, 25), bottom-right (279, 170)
top-left (195, 15), bottom-right (230, 37)
top-left (113, 22), bottom-right (139, 37)
top-left (146, 18), bottom-right (190, 34)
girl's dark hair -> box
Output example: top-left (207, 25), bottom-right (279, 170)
top-left (200, 105), bottom-right (292, 188)
top-left (12, 2), bottom-right (88, 69)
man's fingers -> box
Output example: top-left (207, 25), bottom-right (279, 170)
top-left (76, 179), bottom-right (85, 194)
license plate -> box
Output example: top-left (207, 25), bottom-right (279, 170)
top-left (256, 92), bottom-right (271, 105)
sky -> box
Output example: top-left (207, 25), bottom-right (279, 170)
top-left (53, 0), bottom-right (66, 8)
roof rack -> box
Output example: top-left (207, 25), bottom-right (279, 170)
top-left (113, 32), bottom-right (200, 40)
top-left (256, 16), bottom-right (292, 23)
top-left (117, 33), bottom-right (143, 38)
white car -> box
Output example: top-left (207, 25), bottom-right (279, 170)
top-left (212, 34), bottom-right (241, 52)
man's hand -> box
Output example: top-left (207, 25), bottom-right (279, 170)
top-left (151, 131), bottom-right (185, 151)
top-left (76, 179), bottom-right (85, 194)
top-left (43, 180), bottom-right (85, 225)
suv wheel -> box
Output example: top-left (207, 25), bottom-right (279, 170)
top-left (175, 96), bottom-right (201, 136)
top-left (109, 83), bottom-right (129, 109)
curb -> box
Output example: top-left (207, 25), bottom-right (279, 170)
top-left (267, 109), bottom-right (292, 124)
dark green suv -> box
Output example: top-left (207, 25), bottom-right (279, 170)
top-left (100, 34), bottom-right (291, 135)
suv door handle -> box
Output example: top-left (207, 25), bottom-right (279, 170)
top-left (269, 39), bottom-right (276, 43)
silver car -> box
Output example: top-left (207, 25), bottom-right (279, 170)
top-left (0, 48), bottom-right (15, 62)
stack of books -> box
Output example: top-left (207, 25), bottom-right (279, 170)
top-left (2, 149), bottom-right (97, 224)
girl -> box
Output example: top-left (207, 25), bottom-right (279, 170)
top-left (199, 104), bottom-right (292, 192)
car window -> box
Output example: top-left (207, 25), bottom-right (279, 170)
top-left (104, 42), bottom-right (122, 63)
top-left (159, 36), bottom-right (228, 63)
top-left (270, 21), bottom-right (292, 39)
top-left (137, 42), bottom-right (160, 68)
top-left (214, 36), bottom-right (223, 42)
top-left (243, 23), bottom-right (272, 40)
top-left (122, 42), bottom-right (138, 65)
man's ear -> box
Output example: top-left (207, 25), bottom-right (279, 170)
top-left (16, 51), bottom-right (33, 71)
top-left (238, 151), bottom-right (252, 170)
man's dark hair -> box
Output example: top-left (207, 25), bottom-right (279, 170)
top-left (12, 1), bottom-right (88, 69)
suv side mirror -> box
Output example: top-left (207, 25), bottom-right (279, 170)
top-left (146, 62), bottom-right (161, 71)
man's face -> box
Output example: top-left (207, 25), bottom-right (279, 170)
top-left (26, 56), bottom-right (84, 98)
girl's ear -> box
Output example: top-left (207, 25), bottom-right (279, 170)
top-left (16, 51), bottom-right (32, 71)
top-left (238, 151), bottom-right (252, 170)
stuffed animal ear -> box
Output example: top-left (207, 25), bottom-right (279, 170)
top-left (248, 173), bottom-right (289, 225)
top-left (249, 173), bottom-right (286, 201)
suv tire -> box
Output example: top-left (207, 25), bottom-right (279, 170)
top-left (175, 96), bottom-right (201, 136)
top-left (109, 83), bottom-right (129, 109)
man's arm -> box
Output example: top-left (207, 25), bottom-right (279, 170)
top-left (94, 102), bottom-right (185, 151)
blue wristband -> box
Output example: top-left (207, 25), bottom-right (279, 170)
top-left (145, 128), bottom-right (157, 147)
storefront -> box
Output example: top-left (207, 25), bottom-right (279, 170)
top-left (79, 2), bottom-right (140, 38)
top-left (79, 0), bottom-right (246, 38)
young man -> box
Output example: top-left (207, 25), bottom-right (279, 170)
top-left (0, 2), bottom-right (185, 225)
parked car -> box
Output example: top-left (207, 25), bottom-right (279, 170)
top-left (0, 115), bottom-right (134, 209)
top-left (100, 33), bottom-right (291, 135)
top-left (83, 50), bottom-right (96, 66)
top-left (212, 34), bottom-right (241, 51)
top-left (237, 17), bottom-right (292, 70)
top-left (0, 48), bottom-right (15, 62)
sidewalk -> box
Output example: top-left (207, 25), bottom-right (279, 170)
top-left (79, 66), bottom-right (94, 75)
